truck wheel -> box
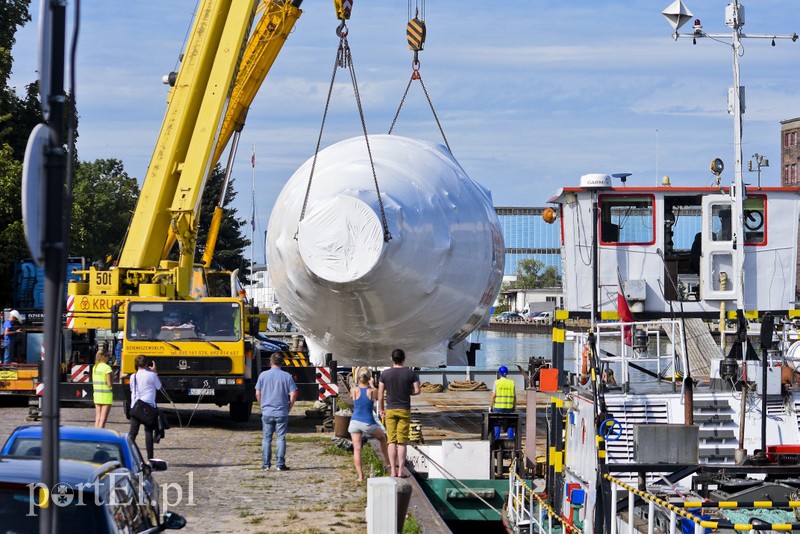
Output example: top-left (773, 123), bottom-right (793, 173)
top-left (229, 400), bottom-right (252, 422)
top-left (123, 400), bottom-right (131, 420)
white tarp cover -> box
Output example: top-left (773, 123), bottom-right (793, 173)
top-left (266, 135), bottom-right (504, 366)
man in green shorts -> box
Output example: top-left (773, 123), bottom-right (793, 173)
top-left (378, 348), bottom-right (421, 477)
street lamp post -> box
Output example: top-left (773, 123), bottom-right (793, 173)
top-left (662, 0), bottom-right (797, 313)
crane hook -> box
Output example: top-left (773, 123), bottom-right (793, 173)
top-left (336, 20), bottom-right (349, 39)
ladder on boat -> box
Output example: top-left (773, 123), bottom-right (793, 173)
top-left (663, 318), bottom-right (719, 380)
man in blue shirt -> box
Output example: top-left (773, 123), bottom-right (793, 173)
top-left (3, 310), bottom-right (22, 364)
top-left (255, 353), bottom-right (298, 471)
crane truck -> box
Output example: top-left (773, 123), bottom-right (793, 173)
top-left (66, 0), bottom-right (322, 422)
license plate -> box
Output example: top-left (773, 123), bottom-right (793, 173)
top-left (188, 388), bottom-right (215, 396)
top-left (0, 370), bottom-right (18, 380)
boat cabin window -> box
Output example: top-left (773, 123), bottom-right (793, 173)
top-left (743, 195), bottom-right (766, 245)
top-left (598, 195), bottom-right (654, 245)
top-left (711, 204), bottom-right (733, 242)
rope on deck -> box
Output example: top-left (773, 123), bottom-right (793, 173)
top-left (420, 382), bottom-right (444, 393)
top-left (448, 380), bottom-right (488, 391)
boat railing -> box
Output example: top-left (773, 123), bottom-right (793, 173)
top-left (507, 464), bottom-right (583, 534)
top-left (569, 319), bottom-right (686, 390)
top-left (604, 473), bottom-right (800, 534)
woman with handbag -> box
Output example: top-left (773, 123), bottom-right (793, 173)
top-left (129, 354), bottom-right (162, 460)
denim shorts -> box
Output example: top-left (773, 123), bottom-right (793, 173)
top-left (348, 419), bottom-right (383, 438)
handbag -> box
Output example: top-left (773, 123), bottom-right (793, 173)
top-left (130, 373), bottom-right (159, 426)
top-left (130, 399), bottom-right (159, 426)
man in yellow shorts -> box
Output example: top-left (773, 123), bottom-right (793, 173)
top-left (378, 349), bottom-right (421, 477)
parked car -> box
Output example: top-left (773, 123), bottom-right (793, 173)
top-left (254, 332), bottom-right (292, 352)
top-left (0, 456), bottom-right (185, 533)
top-left (0, 425), bottom-right (167, 518)
top-left (524, 311), bottom-right (543, 323)
top-left (496, 312), bottom-right (523, 322)
top-left (532, 311), bottom-right (553, 324)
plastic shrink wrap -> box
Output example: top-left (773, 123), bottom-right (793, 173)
top-left (266, 135), bottom-right (504, 366)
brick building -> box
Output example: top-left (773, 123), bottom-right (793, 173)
top-left (782, 117), bottom-right (800, 187)
top-left (782, 118), bottom-right (800, 297)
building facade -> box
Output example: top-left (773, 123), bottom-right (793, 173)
top-left (781, 117), bottom-right (800, 187)
top-left (495, 207), bottom-right (561, 278)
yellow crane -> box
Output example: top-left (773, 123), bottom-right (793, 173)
top-left (67, 0), bottom-right (304, 421)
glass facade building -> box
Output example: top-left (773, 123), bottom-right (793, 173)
top-left (495, 207), bottom-right (561, 278)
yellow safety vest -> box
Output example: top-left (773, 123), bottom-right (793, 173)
top-left (493, 377), bottom-right (515, 410)
top-left (92, 362), bottom-right (113, 404)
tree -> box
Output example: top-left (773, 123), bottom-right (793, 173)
top-left (506, 258), bottom-right (561, 289)
top-left (70, 159), bottom-right (139, 261)
top-left (195, 165), bottom-right (250, 277)
top-left (0, 1), bottom-right (35, 157)
top-left (0, 0), bottom-right (31, 85)
top-left (0, 143), bottom-right (27, 305)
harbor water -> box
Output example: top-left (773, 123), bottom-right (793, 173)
top-left (472, 330), bottom-right (574, 369)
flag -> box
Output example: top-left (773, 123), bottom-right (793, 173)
top-left (616, 268), bottom-right (634, 346)
top-left (251, 150), bottom-right (255, 168)
top-left (617, 292), bottom-right (634, 346)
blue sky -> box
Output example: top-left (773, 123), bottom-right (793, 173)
top-left (8, 1), bottom-right (800, 264)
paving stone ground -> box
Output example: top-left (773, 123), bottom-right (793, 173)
top-left (0, 391), bottom-right (505, 533)
top-left (0, 398), bottom-right (375, 533)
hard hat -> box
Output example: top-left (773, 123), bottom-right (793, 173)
top-left (9, 310), bottom-right (20, 321)
top-left (498, 365), bottom-right (508, 376)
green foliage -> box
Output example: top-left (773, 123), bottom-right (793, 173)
top-left (322, 443), bottom-right (350, 457)
top-left (195, 164), bottom-right (250, 277)
top-left (70, 159), bottom-right (139, 262)
top-left (1, 82), bottom-right (40, 161)
top-left (1, 1), bottom-right (37, 161)
top-left (504, 258), bottom-right (561, 290)
top-left (402, 513), bottom-right (422, 534)
top-left (0, 0), bottom-right (31, 85)
top-left (362, 444), bottom-right (387, 477)
top-left (0, 143), bottom-right (26, 306)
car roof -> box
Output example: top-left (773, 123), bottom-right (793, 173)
top-left (8, 425), bottom-right (126, 443)
top-left (0, 456), bottom-right (108, 487)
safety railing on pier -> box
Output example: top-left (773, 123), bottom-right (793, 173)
top-left (605, 473), bottom-right (800, 533)
top-left (507, 465), bottom-right (582, 534)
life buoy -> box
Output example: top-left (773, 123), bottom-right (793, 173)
top-left (579, 343), bottom-right (590, 385)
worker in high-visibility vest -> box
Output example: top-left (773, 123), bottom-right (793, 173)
top-left (92, 350), bottom-right (114, 428)
top-left (490, 366), bottom-right (516, 440)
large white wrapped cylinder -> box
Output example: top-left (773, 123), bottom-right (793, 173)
top-left (266, 135), bottom-right (504, 366)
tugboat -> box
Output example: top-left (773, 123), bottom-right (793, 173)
top-left (505, 2), bottom-right (800, 532)
top-left (505, 175), bottom-right (800, 533)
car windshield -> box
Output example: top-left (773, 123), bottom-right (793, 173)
top-left (0, 486), bottom-right (108, 534)
top-left (8, 438), bottom-right (124, 466)
top-left (126, 301), bottom-right (242, 342)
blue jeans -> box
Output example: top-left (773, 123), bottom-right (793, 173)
top-left (261, 414), bottom-right (289, 468)
top-left (3, 341), bottom-right (13, 364)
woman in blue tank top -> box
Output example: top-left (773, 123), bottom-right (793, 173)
top-left (348, 367), bottom-right (390, 482)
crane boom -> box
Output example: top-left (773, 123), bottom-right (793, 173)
top-left (120, 0), bottom-right (256, 272)
top-left (70, 0), bottom-right (302, 327)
